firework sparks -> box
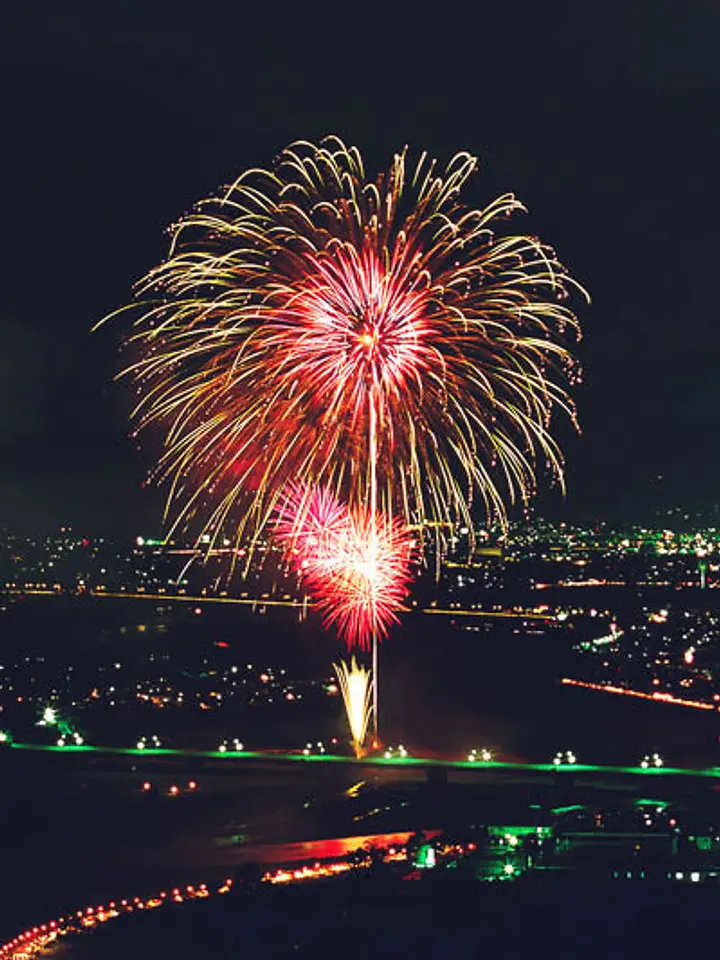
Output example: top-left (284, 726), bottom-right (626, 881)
top-left (276, 484), bottom-right (413, 648)
top-left (334, 657), bottom-right (373, 758)
top-left (105, 137), bottom-right (586, 560)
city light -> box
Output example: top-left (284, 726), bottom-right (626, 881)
top-left (39, 706), bottom-right (57, 726)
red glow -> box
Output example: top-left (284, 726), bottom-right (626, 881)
top-left (282, 245), bottom-right (433, 426)
top-left (275, 484), bottom-right (414, 648)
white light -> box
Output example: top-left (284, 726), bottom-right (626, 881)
top-left (691, 872), bottom-right (701, 883)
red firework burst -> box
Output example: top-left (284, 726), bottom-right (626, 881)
top-left (276, 485), bottom-right (414, 649)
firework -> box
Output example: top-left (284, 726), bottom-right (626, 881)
top-left (334, 657), bottom-right (373, 758)
top-left (105, 137), bottom-right (586, 559)
top-left (276, 484), bottom-right (413, 648)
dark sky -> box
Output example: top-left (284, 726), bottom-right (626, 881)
top-left (1, 1), bottom-right (719, 534)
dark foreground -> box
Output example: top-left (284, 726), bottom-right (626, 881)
top-left (56, 872), bottom-right (718, 959)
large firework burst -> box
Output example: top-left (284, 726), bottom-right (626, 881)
top-left (108, 137), bottom-right (586, 555)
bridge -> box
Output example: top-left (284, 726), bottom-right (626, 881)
top-left (6, 741), bottom-right (720, 783)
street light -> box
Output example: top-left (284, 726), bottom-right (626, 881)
top-left (640, 753), bottom-right (664, 768)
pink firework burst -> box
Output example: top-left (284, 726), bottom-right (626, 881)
top-left (276, 485), bottom-right (414, 649)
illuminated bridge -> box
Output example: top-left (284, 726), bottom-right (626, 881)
top-left (6, 741), bottom-right (720, 784)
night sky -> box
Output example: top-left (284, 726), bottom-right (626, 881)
top-left (1, 2), bottom-right (719, 534)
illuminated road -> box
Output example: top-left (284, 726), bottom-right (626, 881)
top-left (7, 740), bottom-right (720, 781)
top-left (561, 677), bottom-right (720, 713)
top-left (1, 586), bottom-right (555, 621)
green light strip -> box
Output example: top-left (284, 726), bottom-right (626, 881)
top-left (5, 742), bottom-right (720, 779)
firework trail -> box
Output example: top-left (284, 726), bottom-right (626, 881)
top-left (105, 137), bottom-right (586, 561)
top-left (276, 484), bottom-right (414, 649)
top-left (334, 657), bottom-right (373, 758)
